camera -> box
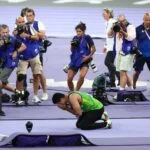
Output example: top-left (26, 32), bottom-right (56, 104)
top-left (0, 36), bottom-right (12, 46)
top-left (71, 39), bottom-right (80, 47)
top-left (16, 25), bottom-right (26, 35)
top-left (39, 39), bottom-right (52, 53)
top-left (130, 46), bottom-right (143, 57)
top-left (113, 21), bottom-right (122, 32)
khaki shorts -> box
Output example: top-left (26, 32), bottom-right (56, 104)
top-left (116, 53), bottom-right (134, 72)
top-left (17, 54), bottom-right (42, 75)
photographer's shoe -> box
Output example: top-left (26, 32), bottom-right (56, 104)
top-left (17, 99), bottom-right (24, 106)
top-left (32, 95), bottom-right (41, 103)
top-left (0, 110), bottom-right (5, 116)
top-left (41, 93), bottom-right (48, 101)
top-left (101, 111), bottom-right (108, 121)
top-left (105, 119), bottom-right (112, 129)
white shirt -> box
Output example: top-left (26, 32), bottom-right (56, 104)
top-left (115, 24), bottom-right (136, 54)
top-left (29, 21), bottom-right (45, 35)
top-left (105, 18), bottom-right (116, 52)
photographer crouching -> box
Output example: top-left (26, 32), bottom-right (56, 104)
top-left (0, 24), bottom-right (26, 114)
top-left (111, 15), bottom-right (136, 93)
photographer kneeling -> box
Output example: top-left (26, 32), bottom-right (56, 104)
top-left (112, 15), bottom-right (136, 92)
top-left (0, 24), bottom-right (26, 113)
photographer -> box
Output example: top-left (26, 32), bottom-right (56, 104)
top-left (67, 22), bottom-right (96, 91)
top-left (133, 13), bottom-right (150, 89)
top-left (13, 14), bottom-right (48, 103)
top-left (0, 24), bottom-right (26, 113)
top-left (112, 15), bottom-right (136, 91)
top-left (102, 8), bottom-right (120, 87)
top-left (26, 9), bottom-right (49, 102)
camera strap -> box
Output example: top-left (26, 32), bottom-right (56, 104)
top-left (144, 29), bottom-right (150, 40)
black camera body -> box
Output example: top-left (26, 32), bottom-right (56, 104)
top-left (0, 36), bottom-right (12, 46)
top-left (16, 25), bottom-right (26, 35)
top-left (71, 39), bottom-right (80, 47)
top-left (113, 21), bottom-right (122, 32)
top-left (40, 39), bottom-right (52, 53)
top-left (130, 46), bottom-right (143, 57)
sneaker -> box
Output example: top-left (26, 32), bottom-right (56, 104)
top-left (41, 93), bottom-right (48, 101)
top-left (105, 119), bottom-right (112, 129)
top-left (32, 95), bottom-right (41, 103)
top-left (0, 110), bottom-right (5, 116)
top-left (17, 99), bottom-right (24, 105)
top-left (101, 111), bottom-right (108, 121)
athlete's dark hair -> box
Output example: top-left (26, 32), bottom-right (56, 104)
top-left (52, 93), bottom-right (65, 104)
top-left (75, 22), bottom-right (86, 31)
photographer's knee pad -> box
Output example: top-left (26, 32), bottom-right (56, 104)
top-left (17, 74), bottom-right (26, 82)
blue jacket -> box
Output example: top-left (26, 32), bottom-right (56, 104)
top-left (16, 21), bottom-right (41, 60)
top-left (17, 35), bottom-right (39, 60)
top-left (136, 24), bottom-right (150, 57)
top-left (70, 35), bottom-right (91, 69)
top-left (0, 36), bottom-right (20, 68)
top-left (113, 23), bottom-right (135, 55)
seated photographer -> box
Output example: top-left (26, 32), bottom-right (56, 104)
top-left (133, 13), bottom-right (150, 89)
top-left (67, 22), bottom-right (96, 91)
top-left (52, 91), bottom-right (112, 130)
top-left (13, 15), bottom-right (48, 104)
top-left (111, 15), bottom-right (136, 92)
top-left (0, 24), bottom-right (26, 112)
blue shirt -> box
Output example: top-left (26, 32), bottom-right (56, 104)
top-left (0, 36), bottom-right (22, 68)
top-left (136, 24), bottom-right (150, 57)
top-left (70, 34), bottom-right (94, 69)
top-left (16, 36), bottom-right (39, 60)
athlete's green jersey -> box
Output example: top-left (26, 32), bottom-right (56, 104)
top-left (69, 91), bottom-right (103, 112)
